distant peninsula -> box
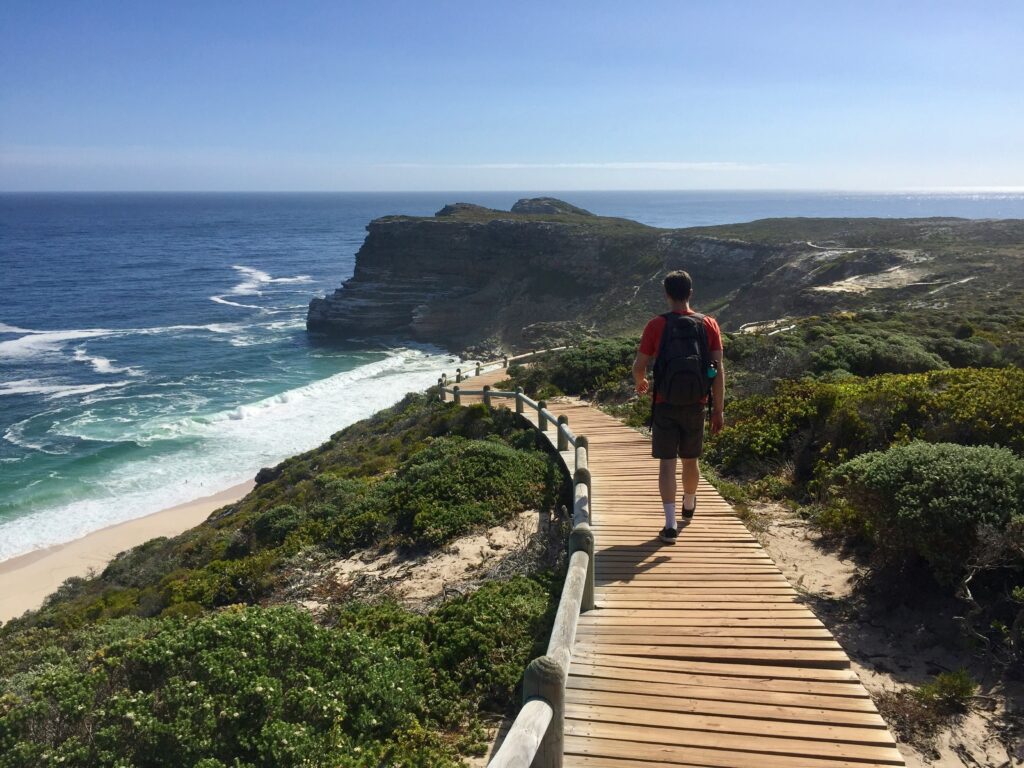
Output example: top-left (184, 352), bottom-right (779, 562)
top-left (307, 197), bottom-right (1024, 354)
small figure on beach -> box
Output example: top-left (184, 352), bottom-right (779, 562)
top-left (632, 270), bottom-right (726, 545)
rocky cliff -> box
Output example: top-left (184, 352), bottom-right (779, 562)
top-left (307, 199), bottom-right (1024, 353)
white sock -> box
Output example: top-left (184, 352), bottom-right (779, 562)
top-left (683, 493), bottom-right (696, 511)
top-left (664, 502), bottom-right (677, 530)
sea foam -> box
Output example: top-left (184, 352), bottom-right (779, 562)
top-left (228, 265), bottom-right (313, 296)
top-left (0, 348), bottom-right (452, 561)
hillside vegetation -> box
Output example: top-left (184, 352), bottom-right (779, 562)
top-left (0, 397), bottom-right (569, 766)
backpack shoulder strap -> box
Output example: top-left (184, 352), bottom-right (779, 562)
top-left (652, 313), bottom-right (675, 385)
top-left (654, 313), bottom-right (675, 360)
top-left (689, 312), bottom-right (710, 359)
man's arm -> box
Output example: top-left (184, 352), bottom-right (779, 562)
top-left (710, 349), bottom-right (725, 434)
top-left (633, 351), bottom-right (652, 394)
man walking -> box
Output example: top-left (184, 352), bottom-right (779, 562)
top-left (632, 271), bottom-right (725, 544)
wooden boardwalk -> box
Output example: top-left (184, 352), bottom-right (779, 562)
top-left (463, 368), bottom-right (904, 768)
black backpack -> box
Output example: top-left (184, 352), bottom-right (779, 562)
top-left (652, 312), bottom-right (712, 407)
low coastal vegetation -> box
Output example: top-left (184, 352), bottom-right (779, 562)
top-left (0, 397), bottom-right (568, 766)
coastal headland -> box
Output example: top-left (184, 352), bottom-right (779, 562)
top-left (308, 197), bottom-right (1024, 355)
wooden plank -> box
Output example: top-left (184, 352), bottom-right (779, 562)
top-left (576, 625), bottom-right (833, 638)
top-left (578, 616), bottom-right (827, 628)
top-left (595, 593), bottom-right (800, 603)
top-left (573, 651), bottom-right (860, 681)
top-left (569, 660), bottom-right (870, 698)
top-left (573, 643), bottom-right (850, 668)
top-left (593, 601), bottom-right (809, 611)
top-left (563, 736), bottom-right (902, 768)
top-left (564, 700), bottom-right (894, 744)
top-left (567, 673), bottom-right (880, 713)
top-left (571, 634), bottom-right (843, 651)
top-left (564, 721), bottom-right (904, 764)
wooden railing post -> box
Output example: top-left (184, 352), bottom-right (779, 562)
top-left (503, 354), bottom-right (509, 368)
top-left (456, 368), bottom-right (463, 383)
top-left (569, 523), bottom-right (596, 613)
top-left (537, 401), bottom-right (548, 432)
top-left (575, 436), bottom-right (588, 473)
top-left (574, 467), bottom-right (592, 504)
top-left (476, 362), bottom-right (482, 376)
top-left (438, 378), bottom-right (446, 401)
top-left (515, 387), bottom-right (525, 414)
top-left (522, 655), bottom-right (565, 768)
top-left (483, 384), bottom-right (492, 408)
top-left (573, 467), bottom-right (592, 528)
top-left (557, 415), bottom-right (569, 451)
top-left (453, 386), bottom-right (461, 405)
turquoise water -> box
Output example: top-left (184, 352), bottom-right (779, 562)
top-left (2, 191), bottom-right (1023, 560)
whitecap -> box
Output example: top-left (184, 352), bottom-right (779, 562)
top-left (210, 295), bottom-right (265, 310)
top-left (0, 328), bottom-right (113, 360)
top-left (0, 378), bottom-right (132, 399)
top-left (261, 318), bottom-right (307, 331)
top-left (0, 322), bottom-right (257, 362)
top-left (228, 265), bottom-right (313, 297)
top-left (72, 345), bottom-right (144, 376)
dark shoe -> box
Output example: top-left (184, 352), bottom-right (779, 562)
top-left (681, 499), bottom-right (697, 520)
top-left (658, 527), bottom-right (678, 545)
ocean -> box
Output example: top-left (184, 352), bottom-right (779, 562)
top-left (2, 190), bottom-right (1024, 561)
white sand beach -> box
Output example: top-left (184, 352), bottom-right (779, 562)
top-left (0, 480), bottom-right (254, 623)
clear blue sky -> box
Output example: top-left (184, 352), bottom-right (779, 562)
top-left (1, 0), bottom-right (1021, 191)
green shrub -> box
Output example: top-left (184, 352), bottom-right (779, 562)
top-left (509, 337), bottom-right (637, 397)
top-left (427, 576), bottom-right (553, 710)
top-left (707, 367), bottom-right (1024, 484)
top-left (915, 669), bottom-right (977, 713)
top-left (810, 332), bottom-right (947, 376)
top-left (829, 442), bottom-right (1024, 584)
top-left (250, 505), bottom-right (303, 547)
top-left (388, 437), bottom-right (554, 547)
top-left (0, 579), bottom-right (553, 768)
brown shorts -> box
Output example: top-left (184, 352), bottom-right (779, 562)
top-left (651, 403), bottom-right (706, 460)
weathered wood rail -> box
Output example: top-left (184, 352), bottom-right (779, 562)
top-left (439, 352), bottom-right (905, 768)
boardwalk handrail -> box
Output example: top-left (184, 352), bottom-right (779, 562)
top-left (437, 348), bottom-right (592, 768)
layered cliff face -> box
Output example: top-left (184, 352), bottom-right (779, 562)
top-left (307, 199), bottom-right (779, 352)
top-left (308, 199), bottom-right (1024, 353)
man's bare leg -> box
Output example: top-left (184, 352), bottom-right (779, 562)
top-left (681, 458), bottom-right (699, 515)
top-left (659, 458), bottom-right (677, 530)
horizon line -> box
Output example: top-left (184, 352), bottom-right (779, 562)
top-left (3, 186), bottom-right (1024, 195)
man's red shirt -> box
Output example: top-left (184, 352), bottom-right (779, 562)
top-left (639, 310), bottom-right (723, 404)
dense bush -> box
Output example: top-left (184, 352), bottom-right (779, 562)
top-left (809, 332), bottom-right (947, 376)
top-left (725, 307), bottom-right (1023, 395)
top-left (0, 575), bottom-right (554, 767)
top-left (706, 367), bottom-right (1024, 487)
top-left (385, 437), bottom-right (555, 546)
top-left (509, 337), bottom-right (638, 398)
top-left (828, 442), bottom-right (1024, 583)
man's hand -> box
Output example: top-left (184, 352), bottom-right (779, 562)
top-left (710, 410), bottom-right (725, 435)
top-left (635, 377), bottom-right (650, 395)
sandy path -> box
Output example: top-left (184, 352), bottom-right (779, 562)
top-left (0, 480), bottom-right (254, 623)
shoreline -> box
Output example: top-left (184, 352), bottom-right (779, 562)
top-left (0, 480), bottom-right (255, 624)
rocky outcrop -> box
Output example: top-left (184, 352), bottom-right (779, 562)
top-left (510, 197), bottom-right (594, 216)
top-left (308, 199), bottom-right (1020, 353)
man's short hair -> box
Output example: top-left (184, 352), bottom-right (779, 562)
top-left (663, 270), bottom-right (693, 301)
